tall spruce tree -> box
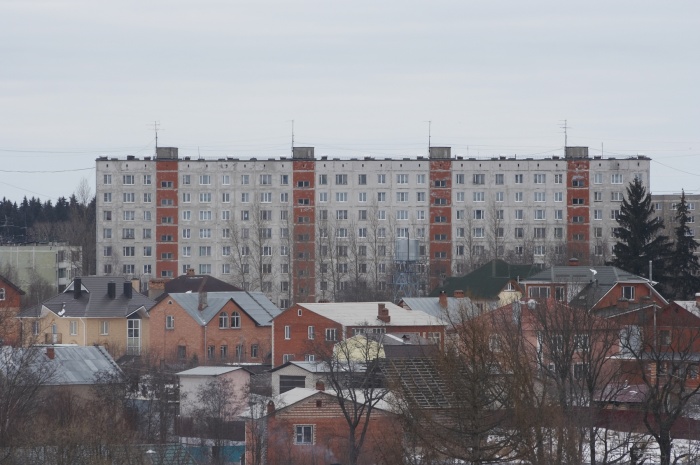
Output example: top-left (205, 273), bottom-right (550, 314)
top-left (667, 190), bottom-right (700, 299)
top-left (612, 178), bottom-right (670, 280)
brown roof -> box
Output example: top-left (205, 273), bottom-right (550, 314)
top-left (155, 274), bottom-right (241, 301)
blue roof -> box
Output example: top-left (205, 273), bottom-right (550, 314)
top-left (165, 291), bottom-right (282, 326)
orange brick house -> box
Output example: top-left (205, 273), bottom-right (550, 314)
top-left (149, 291), bottom-right (281, 366)
top-left (0, 274), bottom-right (24, 346)
top-left (244, 386), bottom-right (400, 465)
top-left (272, 301), bottom-right (446, 367)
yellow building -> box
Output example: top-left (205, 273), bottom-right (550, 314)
top-left (17, 277), bottom-right (155, 359)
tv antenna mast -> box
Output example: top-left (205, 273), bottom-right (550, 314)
top-left (291, 119), bottom-right (294, 156)
top-left (426, 120), bottom-right (432, 155)
top-left (151, 121), bottom-right (161, 152)
top-left (560, 119), bottom-right (569, 150)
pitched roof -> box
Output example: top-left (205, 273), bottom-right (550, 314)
top-left (291, 302), bottom-right (444, 327)
top-left (0, 274), bottom-right (25, 295)
top-left (155, 274), bottom-right (242, 301)
top-left (269, 360), bottom-right (331, 374)
top-left (524, 265), bottom-right (646, 286)
top-left (379, 357), bottom-right (450, 409)
top-left (18, 277), bottom-right (155, 319)
top-left (250, 387), bottom-right (393, 418)
top-left (0, 345), bottom-right (121, 385)
top-left (400, 297), bottom-right (477, 322)
top-left (164, 291), bottom-right (281, 326)
top-left (430, 259), bottom-right (536, 300)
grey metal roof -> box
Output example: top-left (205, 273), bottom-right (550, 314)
top-left (177, 366), bottom-right (246, 377)
top-left (400, 297), bottom-right (475, 323)
top-left (524, 265), bottom-right (647, 286)
top-left (164, 291), bottom-right (282, 327)
top-left (18, 277), bottom-right (155, 319)
top-left (0, 345), bottom-right (121, 386)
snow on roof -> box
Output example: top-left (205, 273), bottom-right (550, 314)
top-left (296, 301), bottom-right (441, 327)
top-left (176, 366), bottom-right (245, 377)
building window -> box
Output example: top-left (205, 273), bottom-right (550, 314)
top-left (611, 174), bottom-right (624, 184)
top-left (207, 345), bottom-right (215, 360)
top-left (219, 312), bottom-right (229, 328)
top-left (166, 315), bottom-right (174, 329)
top-left (295, 425), bottom-right (314, 445)
top-left (308, 326), bottom-right (315, 340)
top-left (473, 174), bottom-right (485, 185)
top-left (534, 174), bottom-right (546, 184)
top-left (69, 321), bottom-right (78, 336)
top-left (231, 311), bottom-right (241, 328)
top-left (251, 344), bottom-right (258, 358)
top-left (285, 325), bottom-right (291, 340)
top-left (220, 345), bottom-right (228, 359)
top-left (178, 345), bottom-right (187, 360)
top-left (622, 286), bottom-right (635, 301)
top-left (100, 321), bottom-right (109, 335)
top-left (325, 328), bottom-right (337, 341)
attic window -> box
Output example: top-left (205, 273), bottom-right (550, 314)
top-left (168, 300), bottom-right (173, 305)
top-left (316, 400), bottom-right (322, 408)
top-left (298, 309), bottom-right (302, 316)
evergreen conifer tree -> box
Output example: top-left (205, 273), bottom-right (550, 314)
top-left (667, 190), bottom-right (700, 299)
top-left (612, 178), bottom-right (670, 280)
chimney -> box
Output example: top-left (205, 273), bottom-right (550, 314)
top-left (568, 258), bottom-right (580, 266)
top-left (198, 292), bottom-right (208, 311)
top-left (695, 293), bottom-right (700, 308)
top-left (438, 290), bottom-right (448, 308)
top-left (108, 282), bottom-right (116, 299)
top-left (617, 298), bottom-right (629, 310)
top-left (315, 380), bottom-right (325, 391)
top-left (377, 303), bottom-right (390, 323)
top-left (46, 347), bottom-right (55, 360)
top-left (73, 278), bottom-right (82, 299)
top-left (187, 268), bottom-right (195, 276)
top-left (123, 282), bottom-right (133, 299)
top-left (266, 400), bottom-right (275, 415)
top-left (453, 290), bottom-right (465, 299)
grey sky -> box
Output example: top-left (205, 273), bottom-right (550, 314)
top-left (1, 1), bottom-right (699, 201)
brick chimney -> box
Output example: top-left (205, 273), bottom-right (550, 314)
top-left (267, 400), bottom-right (275, 415)
top-left (438, 290), bottom-right (448, 308)
top-left (568, 258), bottom-right (580, 266)
top-left (73, 278), bottom-right (82, 299)
top-left (46, 347), bottom-right (55, 360)
top-left (617, 298), bottom-right (629, 310)
top-left (377, 303), bottom-right (390, 323)
top-left (187, 268), bottom-right (196, 276)
top-left (315, 380), bottom-right (325, 391)
top-left (695, 293), bottom-right (700, 308)
top-left (453, 290), bottom-right (465, 298)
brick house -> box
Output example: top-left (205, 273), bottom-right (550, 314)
top-left (244, 387), bottom-right (400, 465)
top-left (271, 301), bottom-right (445, 367)
top-left (521, 261), bottom-right (667, 311)
top-left (0, 274), bottom-right (25, 346)
top-left (149, 291), bottom-right (281, 366)
top-left (16, 277), bottom-right (154, 358)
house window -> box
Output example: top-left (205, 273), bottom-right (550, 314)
top-left (659, 330), bottom-right (671, 346)
top-left (285, 325), bottom-right (291, 340)
top-left (529, 287), bottom-right (550, 299)
top-left (219, 312), bottom-right (229, 328)
top-left (295, 425), bottom-right (314, 445)
top-left (207, 345), bottom-right (215, 360)
top-left (0, 288), bottom-right (5, 301)
top-left (100, 321), bottom-right (109, 335)
top-left (177, 345), bottom-right (187, 360)
top-left (69, 321), bottom-right (78, 336)
top-left (220, 345), bottom-right (228, 359)
top-left (308, 326), bottom-right (315, 340)
top-left (231, 312), bottom-right (241, 328)
top-left (251, 344), bottom-right (258, 358)
top-left (165, 315), bottom-right (174, 329)
top-left (325, 328), bottom-right (337, 341)
top-left (622, 286), bottom-right (635, 301)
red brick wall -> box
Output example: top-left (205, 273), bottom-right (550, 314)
top-left (248, 391), bottom-right (401, 465)
top-left (429, 159), bottom-right (452, 289)
top-left (567, 159), bottom-right (590, 263)
top-left (0, 281), bottom-right (23, 346)
top-left (272, 304), bottom-right (340, 366)
top-left (155, 160), bottom-right (179, 278)
top-left (594, 283), bottom-right (664, 310)
top-left (149, 297), bottom-right (272, 364)
top-left (292, 161), bottom-right (316, 303)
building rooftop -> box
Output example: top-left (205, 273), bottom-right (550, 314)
top-left (18, 277), bottom-right (154, 319)
top-left (294, 301), bottom-right (444, 327)
top-left (176, 366), bottom-right (248, 377)
top-left (165, 291), bottom-right (282, 326)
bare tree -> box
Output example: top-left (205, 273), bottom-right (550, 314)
top-left (313, 332), bottom-right (388, 465)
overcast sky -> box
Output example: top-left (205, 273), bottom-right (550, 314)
top-left (1, 1), bottom-right (699, 202)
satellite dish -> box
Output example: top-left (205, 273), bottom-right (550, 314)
top-left (590, 269), bottom-right (598, 276)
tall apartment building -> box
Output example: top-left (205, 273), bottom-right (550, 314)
top-left (96, 146), bottom-right (651, 308)
top-left (652, 193), bottom-right (700, 243)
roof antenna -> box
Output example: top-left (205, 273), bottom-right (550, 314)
top-left (560, 119), bottom-right (569, 151)
top-left (291, 119), bottom-right (295, 156)
top-left (427, 120), bottom-right (432, 155)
